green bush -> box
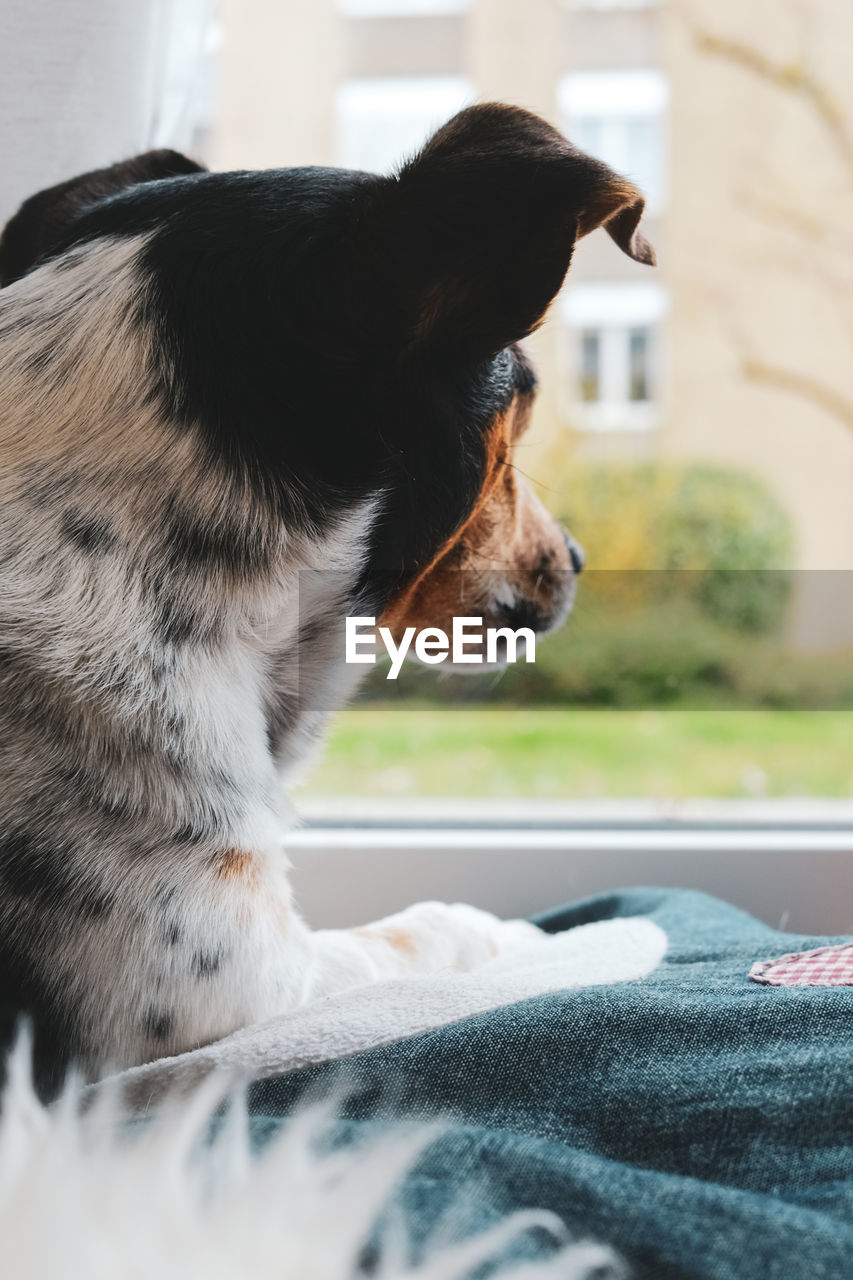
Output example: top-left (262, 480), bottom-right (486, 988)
top-left (557, 462), bottom-right (794, 635)
top-left (495, 595), bottom-right (853, 708)
top-left (360, 595), bottom-right (853, 710)
top-left (657, 467), bottom-right (793, 633)
top-left (358, 461), bottom-right (823, 709)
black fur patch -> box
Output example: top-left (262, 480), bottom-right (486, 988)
top-left (94, 791), bottom-right (136, 823)
top-left (191, 949), bottom-right (223, 979)
top-left (60, 508), bottom-right (116, 555)
top-left (12, 167), bottom-right (494, 599)
top-left (1, 829), bottom-right (72, 911)
top-left (0, 149), bottom-right (205, 285)
top-left (511, 343), bottom-right (539, 396)
top-left (0, 830), bottom-right (47, 902)
top-left (143, 1007), bottom-right (175, 1041)
top-left (173, 820), bottom-right (210, 845)
top-left (80, 883), bottom-right (115, 920)
top-left (0, 828), bottom-right (114, 919)
top-left (164, 511), bottom-right (275, 579)
top-left (165, 920), bottom-right (184, 947)
top-left (154, 596), bottom-right (217, 648)
top-left (0, 938), bottom-right (82, 1101)
top-left (53, 246), bottom-right (88, 273)
top-left (5, 122), bottom-right (595, 610)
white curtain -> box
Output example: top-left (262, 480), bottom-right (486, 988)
top-left (0, 0), bottom-right (214, 226)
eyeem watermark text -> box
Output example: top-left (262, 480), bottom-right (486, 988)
top-left (346, 616), bottom-right (536, 679)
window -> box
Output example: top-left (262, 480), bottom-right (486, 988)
top-left (204, 3), bottom-right (853, 836)
top-left (580, 331), bottom-right (601, 403)
top-left (561, 282), bottom-right (667, 429)
top-left (629, 327), bottom-right (650, 401)
top-left (564, 1), bottom-right (658, 10)
top-left (559, 69), bottom-right (668, 211)
top-left (338, 0), bottom-right (470, 16)
top-left (336, 75), bottom-right (474, 172)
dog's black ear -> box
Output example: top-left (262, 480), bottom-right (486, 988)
top-left (0, 149), bottom-right (205, 286)
top-left (382, 102), bottom-right (655, 359)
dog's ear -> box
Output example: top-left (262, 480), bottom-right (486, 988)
top-left (380, 102), bottom-right (654, 359)
top-left (0, 149), bottom-right (205, 285)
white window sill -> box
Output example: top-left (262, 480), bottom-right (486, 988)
top-left (571, 400), bottom-right (660, 431)
top-left (288, 799), bottom-right (853, 937)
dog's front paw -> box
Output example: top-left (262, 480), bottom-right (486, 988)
top-left (352, 902), bottom-right (545, 976)
top-left (406, 901), bottom-right (543, 971)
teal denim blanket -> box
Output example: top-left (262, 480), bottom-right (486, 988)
top-left (248, 889), bottom-right (853, 1279)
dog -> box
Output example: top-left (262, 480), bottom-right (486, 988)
top-left (0, 103), bottom-right (654, 1097)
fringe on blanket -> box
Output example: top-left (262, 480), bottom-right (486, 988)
top-left (0, 1036), bottom-right (622, 1280)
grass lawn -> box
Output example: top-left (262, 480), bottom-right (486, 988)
top-left (299, 705), bottom-right (853, 799)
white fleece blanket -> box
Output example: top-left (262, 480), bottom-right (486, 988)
top-left (1, 1041), bottom-right (622, 1280)
top-left (98, 915), bottom-right (667, 1107)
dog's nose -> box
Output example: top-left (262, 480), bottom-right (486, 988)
top-left (564, 532), bottom-right (585, 575)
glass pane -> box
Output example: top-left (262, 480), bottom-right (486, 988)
top-left (338, 0), bottom-right (470, 14)
top-left (629, 327), bottom-right (651, 401)
top-left (625, 115), bottom-right (663, 206)
top-left (580, 330), bottom-right (601, 402)
top-left (573, 115), bottom-right (602, 156)
top-left (559, 72), bottom-right (667, 208)
top-left (87, 4), bottom-right (853, 814)
top-left (336, 75), bottom-right (473, 172)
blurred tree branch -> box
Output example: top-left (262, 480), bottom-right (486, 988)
top-left (738, 187), bottom-right (850, 251)
top-left (682, 2), bottom-right (853, 437)
top-left (743, 359), bottom-right (853, 432)
top-left (691, 27), bottom-right (853, 179)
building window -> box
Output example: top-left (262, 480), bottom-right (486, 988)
top-left (628, 327), bottom-right (650, 402)
top-left (559, 69), bottom-right (668, 211)
top-left (580, 331), bottom-right (601, 403)
top-left (561, 283), bottom-right (667, 430)
top-left (337, 0), bottom-right (470, 15)
top-left (564, 1), bottom-right (658, 10)
top-left (336, 75), bottom-right (473, 173)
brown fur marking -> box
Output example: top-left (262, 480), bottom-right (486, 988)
top-left (380, 369), bottom-right (572, 641)
top-left (355, 924), bottom-right (418, 957)
top-left (213, 847), bottom-right (258, 886)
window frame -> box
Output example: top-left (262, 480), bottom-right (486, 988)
top-left (335, 73), bottom-right (475, 171)
top-left (337, 0), bottom-right (471, 17)
top-left (559, 69), bottom-right (669, 213)
top-left (560, 282), bottom-right (667, 431)
top-left (289, 799), bottom-right (853, 936)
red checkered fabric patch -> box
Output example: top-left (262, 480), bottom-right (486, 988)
top-left (749, 942), bottom-right (853, 987)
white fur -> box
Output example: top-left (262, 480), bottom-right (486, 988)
top-left (0, 1041), bottom-right (621, 1280)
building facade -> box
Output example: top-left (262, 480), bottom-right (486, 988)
top-left (211, 0), bottom-right (853, 644)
